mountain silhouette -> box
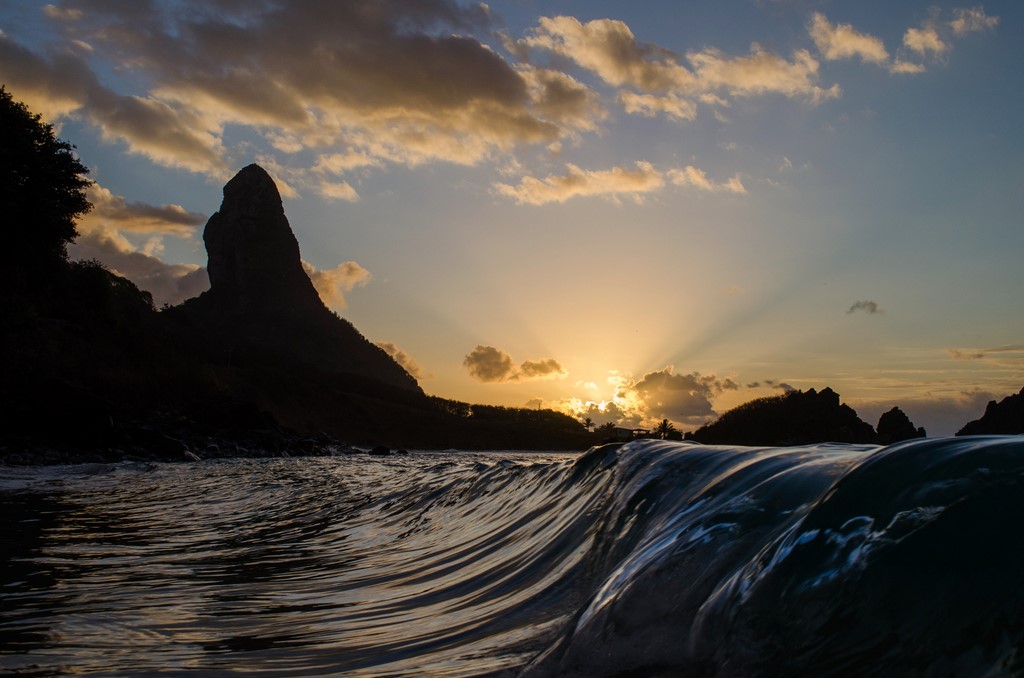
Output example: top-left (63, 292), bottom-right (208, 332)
top-left (957, 386), bottom-right (1024, 435)
top-left (166, 164), bottom-right (419, 392)
top-left (685, 387), bottom-right (877, 446)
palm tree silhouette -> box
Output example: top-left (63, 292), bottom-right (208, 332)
top-left (655, 419), bottom-right (677, 439)
top-left (582, 416), bottom-right (595, 432)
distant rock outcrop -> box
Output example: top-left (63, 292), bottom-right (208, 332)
top-left (875, 406), bottom-right (926, 444)
top-left (957, 387), bottom-right (1024, 436)
top-left (685, 387), bottom-right (877, 446)
top-left (203, 164), bottom-right (323, 315)
top-left (168, 164), bottom-right (420, 392)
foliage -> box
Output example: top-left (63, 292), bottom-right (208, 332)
top-left (686, 387), bottom-right (876, 446)
top-left (0, 86), bottom-right (91, 276)
top-left (654, 418), bottom-right (677, 439)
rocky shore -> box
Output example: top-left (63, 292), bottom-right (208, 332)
top-left (0, 414), bottom-right (388, 466)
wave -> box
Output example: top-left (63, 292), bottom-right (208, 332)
top-left (2, 437), bottom-right (1023, 676)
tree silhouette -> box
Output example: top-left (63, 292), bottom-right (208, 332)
top-left (655, 418), bottom-right (677, 439)
top-left (581, 416), bottom-right (595, 432)
top-left (0, 86), bottom-right (91, 280)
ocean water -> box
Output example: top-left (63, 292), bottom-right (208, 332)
top-left (2, 437), bottom-right (1024, 676)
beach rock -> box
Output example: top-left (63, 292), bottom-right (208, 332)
top-left (369, 445), bottom-right (391, 456)
top-left (876, 407), bottom-right (926, 444)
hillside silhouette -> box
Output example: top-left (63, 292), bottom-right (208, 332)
top-left (1, 88), bottom-right (1017, 463)
top-left (686, 388), bottom-right (879, 446)
top-left (163, 165), bottom-right (419, 392)
top-left (0, 89), bottom-right (589, 462)
top-left (957, 387), bottom-right (1024, 435)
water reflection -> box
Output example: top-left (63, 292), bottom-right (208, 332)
top-left (0, 453), bottom-right (593, 676)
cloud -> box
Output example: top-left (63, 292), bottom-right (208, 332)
top-left (81, 184), bottom-right (206, 236)
top-left (890, 60), bottom-right (927, 75)
top-left (627, 366), bottom-right (739, 424)
top-left (493, 161), bottom-right (664, 205)
top-left (494, 161), bottom-right (745, 205)
top-left (375, 341), bottom-right (424, 380)
top-left (807, 8), bottom-right (999, 76)
top-left (68, 226), bottom-right (210, 307)
top-left (8, 1), bottom-right (614, 179)
top-left (0, 35), bottom-right (227, 174)
top-left (748, 379), bottom-right (796, 392)
top-left (847, 300), bottom-right (884, 315)
top-left (898, 7), bottom-right (999, 67)
top-left (947, 345), bottom-right (1024, 367)
top-left (521, 16), bottom-right (696, 92)
top-left (950, 7), bottom-right (1000, 36)
top-left (903, 26), bottom-right (949, 57)
top-left (463, 345), bottom-right (567, 383)
top-left (667, 166), bottom-right (746, 193)
top-left (65, 183), bottom-right (209, 306)
top-left (542, 366), bottom-right (739, 430)
top-left (301, 260), bottom-right (372, 309)
top-left (318, 180), bottom-right (360, 202)
top-left (520, 358), bottom-right (569, 380)
top-left (42, 4), bottom-right (82, 21)
top-left (809, 13), bottom-right (889, 65)
top-left (687, 45), bottom-right (840, 103)
top-left (618, 91), bottom-right (697, 121)
top-left (521, 15), bottom-right (840, 122)
top-left (517, 64), bottom-right (605, 132)
top-left (464, 345), bottom-right (517, 383)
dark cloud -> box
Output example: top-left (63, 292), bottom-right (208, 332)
top-left (947, 345), bottom-right (1024, 367)
top-left (0, 35), bottom-right (227, 173)
top-left (69, 230), bottom-right (210, 307)
top-left (464, 345), bottom-right (517, 383)
top-left (520, 357), bottom-right (569, 379)
top-left (847, 300), bottom-right (884, 315)
top-left (3, 0), bottom-right (605, 185)
top-left (463, 345), bottom-right (567, 383)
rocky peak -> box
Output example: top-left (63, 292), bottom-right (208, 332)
top-left (175, 164), bottom-right (420, 393)
top-left (876, 406), bottom-right (926, 444)
top-left (203, 164), bottom-right (321, 314)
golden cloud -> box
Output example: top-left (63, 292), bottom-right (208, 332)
top-left (495, 161), bottom-right (745, 205)
top-left (81, 184), bottom-right (206, 237)
top-left (809, 13), bottom-right (889, 65)
top-left (301, 260), bottom-right (372, 309)
top-left (492, 161), bottom-right (663, 205)
top-left (542, 366), bottom-right (739, 430)
top-left (522, 16), bottom-right (697, 92)
top-left (688, 45), bottom-right (840, 103)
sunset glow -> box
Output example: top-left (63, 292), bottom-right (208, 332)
top-left (2, 0), bottom-right (1021, 435)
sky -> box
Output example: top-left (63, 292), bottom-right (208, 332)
top-left (2, 0), bottom-right (1022, 436)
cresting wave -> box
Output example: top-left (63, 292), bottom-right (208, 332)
top-left (2, 437), bottom-right (1024, 676)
